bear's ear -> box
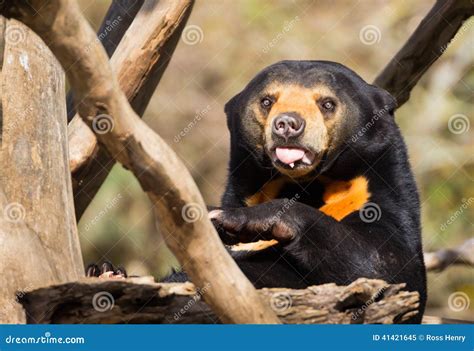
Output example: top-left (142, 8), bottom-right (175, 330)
top-left (224, 92), bottom-right (241, 130)
top-left (370, 85), bottom-right (397, 116)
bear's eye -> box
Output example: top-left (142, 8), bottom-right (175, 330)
top-left (320, 99), bottom-right (336, 112)
top-left (260, 96), bottom-right (274, 110)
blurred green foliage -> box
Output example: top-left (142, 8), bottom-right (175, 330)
top-left (77, 0), bottom-right (473, 319)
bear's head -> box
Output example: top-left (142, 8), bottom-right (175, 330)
top-left (225, 60), bottom-right (396, 179)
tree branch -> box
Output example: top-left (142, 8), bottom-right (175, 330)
top-left (69, 0), bottom-right (193, 219)
top-left (4, 0), bottom-right (279, 324)
top-left (374, 0), bottom-right (474, 107)
top-left (19, 278), bottom-right (419, 324)
top-left (66, 0), bottom-right (145, 122)
top-left (424, 239), bottom-right (474, 272)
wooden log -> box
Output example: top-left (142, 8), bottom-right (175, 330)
top-left (0, 187), bottom-right (57, 323)
top-left (4, 0), bottom-right (280, 324)
top-left (18, 278), bottom-right (419, 324)
top-left (0, 18), bottom-right (83, 323)
top-left (69, 0), bottom-right (193, 219)
top-left (374, 0), bottom-right (474, 107)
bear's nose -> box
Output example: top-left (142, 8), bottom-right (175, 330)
top-left (272, 113), bottom-right (305, 141)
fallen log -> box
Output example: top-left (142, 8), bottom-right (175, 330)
top-left (19, 278), bottom-right (419, 324)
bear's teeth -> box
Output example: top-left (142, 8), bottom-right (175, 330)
top-left (302, 153), bottom-right (312, 165)
top-left (289, 163), bottom-right (295, 168)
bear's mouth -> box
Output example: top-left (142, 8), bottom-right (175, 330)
top-left (270, 146), bottom-right (319, 170)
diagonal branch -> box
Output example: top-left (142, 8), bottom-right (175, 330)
top-left (4, 0), bottom-right (280, 324)
top-left (66, 0), bottom-right (145, 122)
top-left (374, 0), bottom-right (474, 107)
top-left (69, 0), bottom-right (191, 219)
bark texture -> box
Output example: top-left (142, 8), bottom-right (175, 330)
top-left (66, 0), bottom-right (145, 122)
top-left (4, 0), bottom-right (279, 324)
top-left (0, 18), bottom-right (83, 323)
top-left (19, 278), bottom-right (419, 324)
top-left (69, 0), bottom-right (193, 219)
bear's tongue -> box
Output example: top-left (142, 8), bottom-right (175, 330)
top-left (275, 147), bottom-right (305, 165)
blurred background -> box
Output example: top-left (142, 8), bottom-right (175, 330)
top-left (76, 0), bottom-right (472, 320)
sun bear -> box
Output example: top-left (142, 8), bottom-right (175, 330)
top-left (89, 60), bottom-right (427, 323)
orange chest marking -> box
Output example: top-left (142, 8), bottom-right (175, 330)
top-left (319, 176), bottom-right (370, 221)
top-left (236, 176), bottom-right (370, 252)
top-left (244, 176), bottom-right (370, 221)
top-left (245, 178), bottom-right (286, 207)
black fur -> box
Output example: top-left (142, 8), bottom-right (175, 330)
top-left (172, 61), bottom-right (426, 323)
